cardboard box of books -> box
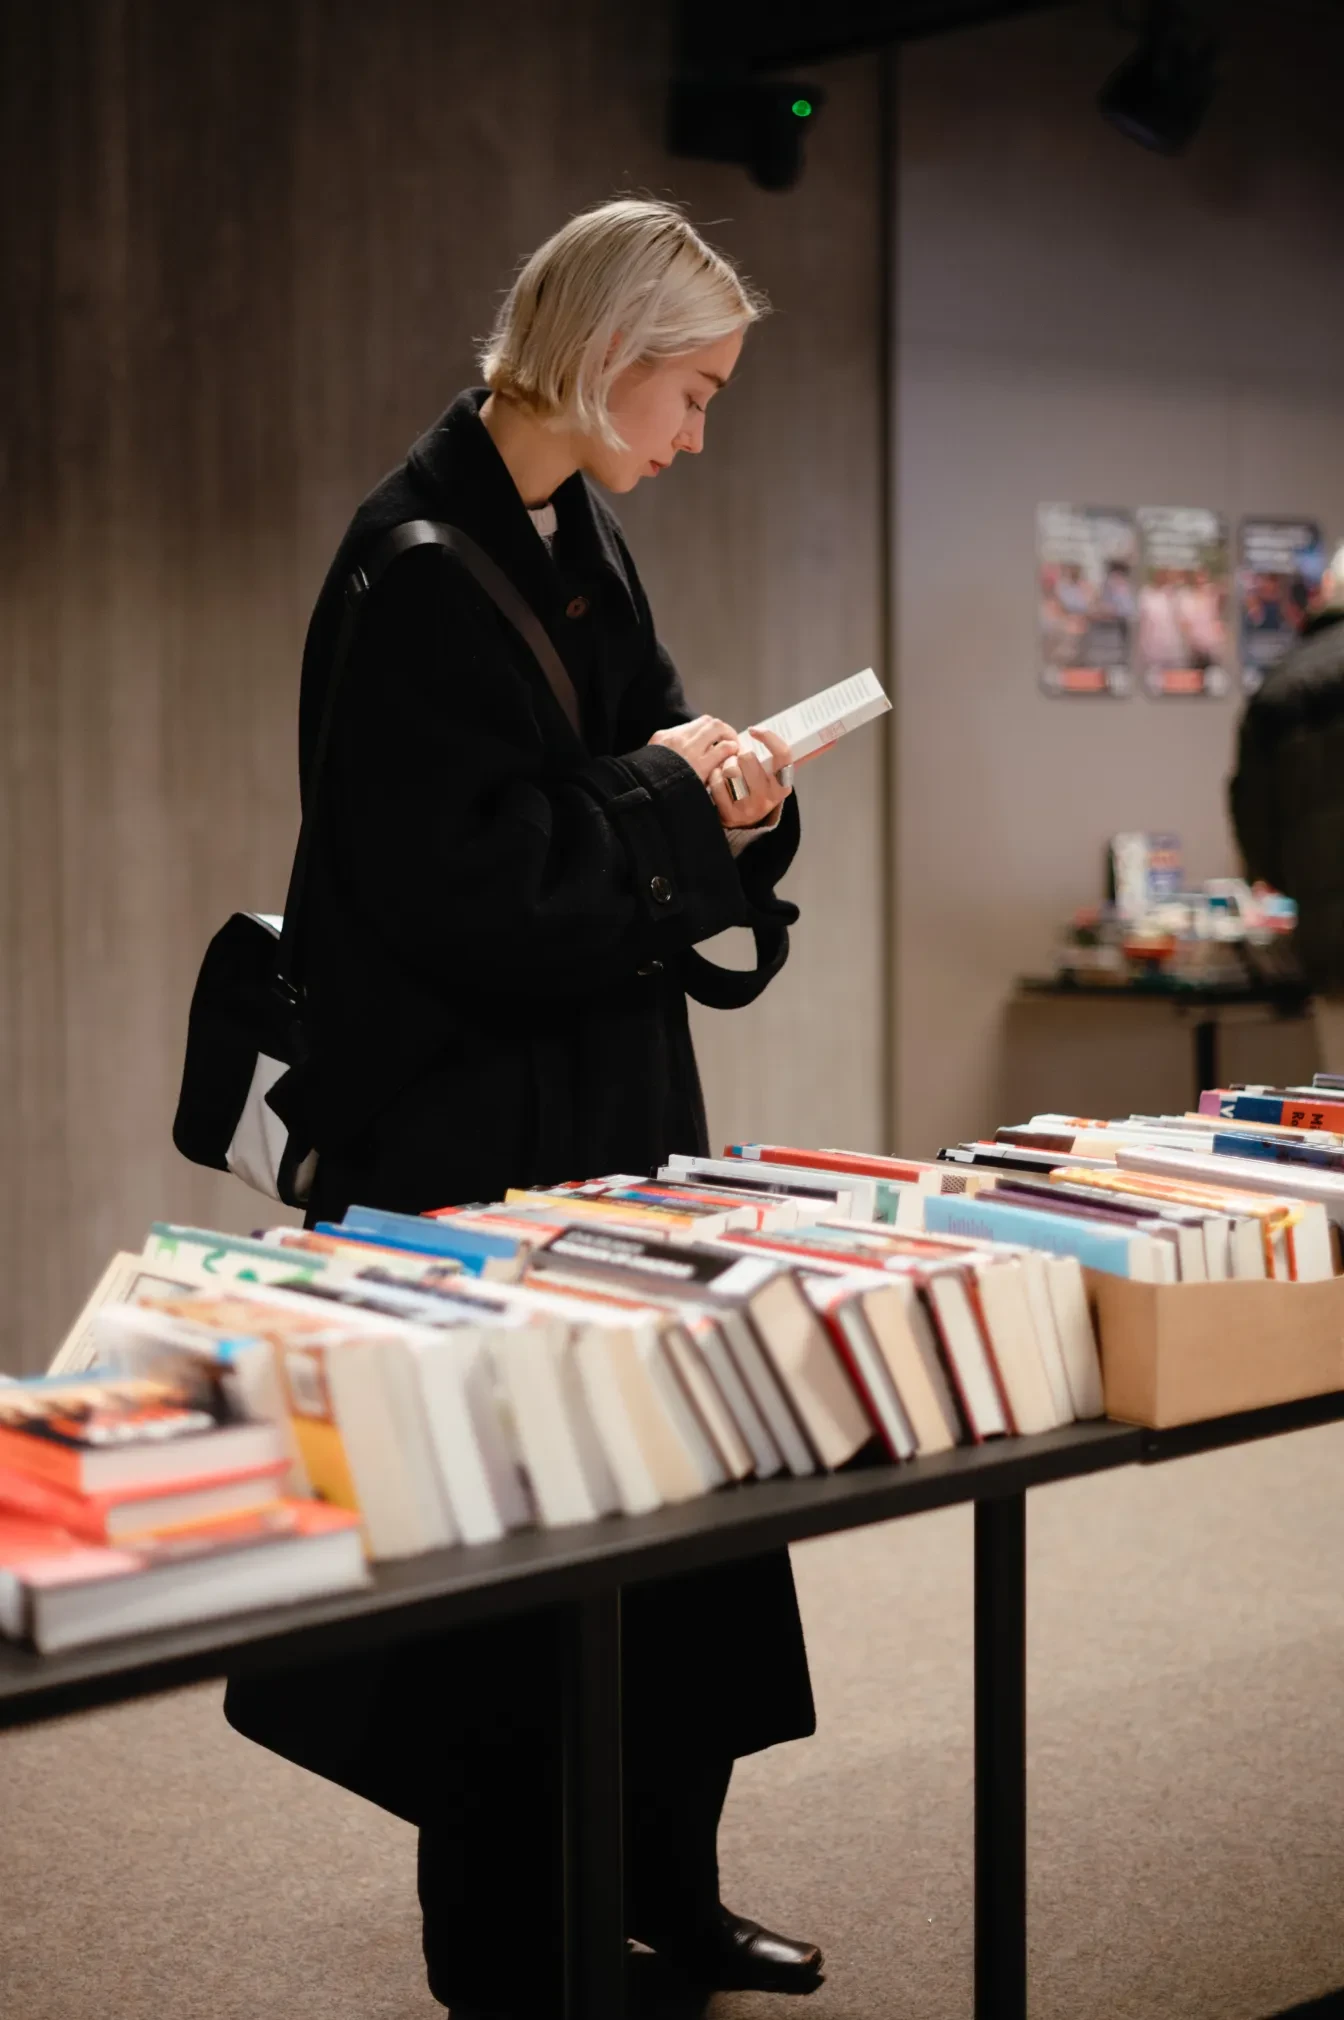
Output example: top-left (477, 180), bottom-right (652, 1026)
top-left (1087, 1271), bottom-right (1344, 1429)
top-left (936, 1098), bottom-right (1344, 1429)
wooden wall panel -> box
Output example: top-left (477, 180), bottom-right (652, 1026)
top-left (0, 0), bottom-right (885, 1372)
top-left (894, 0), bottom-right (1344, 1157)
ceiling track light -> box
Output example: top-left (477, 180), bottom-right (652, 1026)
top-left (1098, 0), bottom-right (1217, 155)
top-left (667, 73), bottom-right (826, 191)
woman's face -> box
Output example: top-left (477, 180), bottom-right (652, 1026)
top-left (585, 330), bottom-right (744, 494)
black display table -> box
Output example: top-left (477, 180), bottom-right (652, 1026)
top-left (2, 1401), bottom-right (1341, 2019)
top-left (1018, 976), bottom-right (1311, 1108)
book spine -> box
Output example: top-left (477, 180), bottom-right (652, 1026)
top-left (315, 1221), bottom-right (495, 1275)
top-left (921, 1193), bottom-right (1147, 1277)
top-left (1210, 1132), bottom-right (1281, 1162)
top-left (1219, 1094), bottom-right (1344, 1132)
top-left (340, 1208), bottom-right (517, 1265)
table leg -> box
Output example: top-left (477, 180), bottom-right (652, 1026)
top-left (976, 1491), bottom-right (1027, 2020)
top-left (1194, 1017), bottom-right (1219, 1106)
top-left (563, 1589), bottom-right (625, 2020)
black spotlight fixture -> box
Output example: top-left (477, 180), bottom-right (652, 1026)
top-left (668, 74), bottom-right (826, 191)
top-left (1098, 0), bottom-right (1217, 155)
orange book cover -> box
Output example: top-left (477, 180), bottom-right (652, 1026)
top-left (2, 1499), bottom-right (362, 1598)
top-left (0, 1458), bottom-right (287, 1544)
top-left (0, 1372), bottom-right (226, 1492)
top-left (502, 1189), bottom-right (705, 1234)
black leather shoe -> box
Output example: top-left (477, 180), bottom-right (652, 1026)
top-left (652, 1903), bottom-right (824, 1991)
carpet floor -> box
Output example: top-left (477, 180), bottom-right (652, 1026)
top-left (4, 1424), bottom-right (1344, 2019)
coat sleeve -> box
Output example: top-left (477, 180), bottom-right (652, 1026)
top-left (1229, 702), bottom-right (1285, 891)
top-left (608, 548), bottom-right (802, 1010)
top-left (610, 542), bottom-right (802, 904)
top-left (323, 550), bottom-right (751, 1004)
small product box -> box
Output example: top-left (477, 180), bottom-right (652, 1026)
top-left (1088, 1272), bottom-right (1344, 1428)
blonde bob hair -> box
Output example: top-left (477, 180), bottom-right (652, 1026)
top-left (479, 198), bottom-right (768, 449)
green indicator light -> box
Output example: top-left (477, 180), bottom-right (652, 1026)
top-left (791, 98), bottom-right (812, 118)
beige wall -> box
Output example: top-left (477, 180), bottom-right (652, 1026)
top-left (894, 0), bottom-right (1344, 1155)
top-left (0, 1), bottom-right (885, 1374)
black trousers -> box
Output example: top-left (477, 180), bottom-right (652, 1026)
top-left (415, 1721), bottom-right (732, 2013)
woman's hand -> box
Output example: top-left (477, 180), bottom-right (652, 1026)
top-left (710, 727), bottom-right (794, 829)
top-left (648, 715), bottom-right (741, 784)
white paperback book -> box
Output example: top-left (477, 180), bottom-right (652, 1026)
top-left (726, 668), bottom-right (891, 798)
top-left (405, 1329), bottom-right (533, 1544)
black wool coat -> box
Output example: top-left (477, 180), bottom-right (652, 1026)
top-left (224, 391), bottom-right (815, 1822)
top-left (286, 386), bottom-right (802, 1207)
top-left (1230, 609), bottom-right (1344, 990)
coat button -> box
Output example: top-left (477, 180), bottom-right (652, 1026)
top-left (649, 875), bottom-right (673, 904)
top-left (636, 959), bottom-right (665, 977)
top-left (565, 594), bottom-right (589, 619)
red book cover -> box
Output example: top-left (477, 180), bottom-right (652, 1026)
top-left (801, 1280), bottom-right (902, 1460)
top-left (726, 1144), bottom-right (928, 1183)
top-left (956, 1270), bottom-right (1019, 1436)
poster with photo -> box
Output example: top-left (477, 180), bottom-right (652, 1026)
top-left (1238, 517), bottom-right (1328, 694)
top-left (1135, 505), bottom-right (1230, 698)
top-left (1037, 503), bottom-right (1137, 696)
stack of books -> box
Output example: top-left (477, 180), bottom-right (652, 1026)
top-left (0, 1358), bottom-right (366, 1653)
top-left (0, 1151), bottom-right (1113, 1661)
top-left (22, 1085), bottom-right (1344, 1656)
top-left (930, 1075), bottom-right (1344, 1283)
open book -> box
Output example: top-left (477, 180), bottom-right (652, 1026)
top-left (726, 667), bottom-right (890, 799)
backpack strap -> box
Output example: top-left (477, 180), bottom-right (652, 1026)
top-left (276, 520), bottom-right (582, 991)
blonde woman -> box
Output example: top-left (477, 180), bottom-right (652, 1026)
top-left (224, 201), bottom-right (821, 2016)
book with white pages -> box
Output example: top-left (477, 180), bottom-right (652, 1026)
top-left (49, 1252), bottom-right (196, 1376)
top-left (520, 1230), bottom-right (820, 1477)
top-left (1116, 1142), bottom-right (1344, 1233)
top-left (799, 1218), bottom-right (1074, 1430)
top-left (260, 1272), bottom-right (618, 1529)
top-left (801, 1274), bottom-right (916, 1460)
top-left (881, 1258), bottom-right (1008, 1440)
top-left (726, 667), bottom-right (891, 799)
top-left (663, 1154), bottom-right (862, 1219)
top-left (513, 1263), bottom-right (780, 1482)
top-left (123, 1284), bottom-right (460, 1561)
top-left (964, 1258), bottom-right (1061, 1434)
top-left (447, 1273), bottom-right (725, 1509)
top-left (657, 1319), bottom-right (755, 1481)
top-left (403, 1329), bottom-right (533, 1544)
top-left (898, 1222), bottom-right (1101, 1421)
top-left (869, 1275), bottom-right (964, 1452)
top-left (490, 1325), bottom-right (620, 1528)
top-left (1031, 1165), bottom-right (1315, 1280)
top-left (518, 1288), bottom-right (722, 1508)
top-left (651, 1304), bottom-right (783, 1480)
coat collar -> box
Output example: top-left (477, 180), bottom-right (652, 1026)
top-left (405, 389), bottom-right (640, 629)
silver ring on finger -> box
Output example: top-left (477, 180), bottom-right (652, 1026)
top-left (777, 763), bottom-right (796, 789)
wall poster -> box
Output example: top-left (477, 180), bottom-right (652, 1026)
top-left (1135, 505), bottom-right (1230, 698)
top-left (1036, 503), bottom-right (1137, 696)
top-left (1238, 517), bottom-right (1328, 695)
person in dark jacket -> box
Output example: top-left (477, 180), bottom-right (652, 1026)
top-left (223, 200), bottom-right (822, 2017)
top-left (1230, 546), bottom-right (1344, 1060)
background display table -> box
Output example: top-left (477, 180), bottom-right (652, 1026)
top-left (1009, 979), bottom-right (1314, 1119)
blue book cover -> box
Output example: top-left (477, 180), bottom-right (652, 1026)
top-left (324, 1208), bottom-right (520, 1273)
top-left (921, 1191), bottom-right (1149, 1277)
top-left (1211, 1132), bottom-right (1344, 1171)
top-left (1212, 1093), bottom-right (1284, 1123)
